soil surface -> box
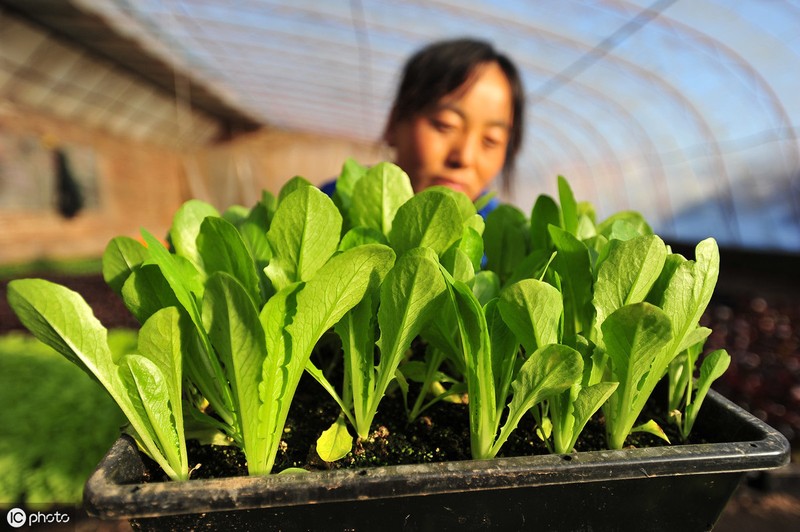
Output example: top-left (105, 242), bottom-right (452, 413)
top-left (139, 366), bottom-right (680, 483)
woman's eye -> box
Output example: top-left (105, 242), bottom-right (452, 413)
top-left (483, 137), bottom-right (501, 148)
top-left (431, 119), bottom-right (455, 132)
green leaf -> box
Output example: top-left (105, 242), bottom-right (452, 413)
top-left (444, 271), bottom-right (496, 459)
top-left (339, 226), bottom-right (388, 251)
top-left (278, 467), bottom-right (309, 475)
top-left (120, 264), bottom-right (179, 324)
top-left (332, 157), bottom-right (368, 216)
top-left (440, 246), bottom-right (475, 284)
top-left (484, 204), bottom-right (528, 283)
top-left (222, 205), bottom-right (249, 226)
top-left (573, 383), bottom-right (618, 430)
top-left (141, 230), bottom-right (203, 320)
top-left (597, 211), bottom-right (653, 239)
top-left (493, 344), bottom-right (583, 457)
top-left (498, 279), bottom-right (562, 354)
top-left (334, 289), bottom-right (378, 436)
top-left (169, 199), bottom-right (220, 273)
top-left (553, 381), bottom-right (618, 454)
top-left (549, 226), bottom-right (593, 340)
top-left (503, 250), bottom-right (555, 288)
top-left (316, 416), bottom-right (353, 462)
top-left (265, 186), bottom-right (343, 292)
top-left (668, 239), bottom-right (720, 340)
top-left (456, 226), bottom-right (484, 272)
top-left (258, 282), bottom-right (302, 447)
top-left (6, 279), bottom-right (187, 480)
top-left (464, 213), bottom-right (485, 236)
top-left (575, 205), bottom-right (597, 241)
top-left (389, 188), bottom-right (463, 257)
top-left (530, 195), bottom-right (560, 251)
top-left (371, 249), bottom-right (447, 427)
top-left (485, 300), bottom-right (519, 410)
top-left (646, 239), bottom-right (720, 395)
top-left (676, 326), bottom-right (712, 359)
top-left (593, 235), bottom-right (667, 332)
top-left (137, 307), bottom-right (184, 388)
top-left (260, 283), bottom-right (301, 362)
top-left (510, 344), bottom-right (584, 412)
top-left (277, 175), bottom-right (313, 203)
top-left (536, 416), bottom-right (553, 442)
top-left (684, 349), bottom-right (731, 437)
top-left (604, 303), bottom-right (671, 395)
top-left (286, 243), bottom-right (393, 380)
top-left (419, 300), bottom-right (462, 374)
top-left (7, 279), bottom-right (114, 382)
top-left (605, 220), bottom-right (642, 243)
top-left (645, 253), bottom-right (684, 308)
top-left (472, 270), bottom-right (501, 306)
top-left (102, 236), bottom-right (148, 295)
top-left (261, 189), bottom-right (278, 218)
top-left (258, 244), bottom-right (395, 474)
top-left (141, 228), bottom-right (234, 427)
top-left (557, 175), bottom-right (579, 236)
top-left (135, 307), bottom-right (185, 440)
top-left (602, 302), bottom-right (673, 449)
top-left (197, 217), bottom-right (261, 303)
top-left (237, 198), bottom-right (273, 282)
top-left (203, 273), bottom-right (268, 474)
top-left (350, 162), bottom-right (414, 237)
top-left (424, 185), bottom-right (477, 222)
top-left (583, 234), bottom-right (609, 271)
top-left (631, 419), bottom-right (670, 444)
top-left (120, 354), bottom-right (185, 477)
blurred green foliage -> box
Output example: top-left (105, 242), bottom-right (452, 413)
top-left (0, 330), bottom-right (135, 506)
top-left (0, 257), bottom-right (102, 280)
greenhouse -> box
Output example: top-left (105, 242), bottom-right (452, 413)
top-left (1, 1), bottom-right (798, 530)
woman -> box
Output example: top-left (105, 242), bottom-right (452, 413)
top-left (325, 38), bottom-right (525, 216)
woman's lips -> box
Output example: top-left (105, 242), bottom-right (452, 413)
top-left (431, 177), bottom-right (468, 193)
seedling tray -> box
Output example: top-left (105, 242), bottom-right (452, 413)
top-left (84, 389), bottom-right (789, 531)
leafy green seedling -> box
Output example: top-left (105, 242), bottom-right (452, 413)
top-left (308, 247), bottom-right (444, 440)
top-left (308, 171), bottom-right (478, 444)
top-left (443, 268), bottom-right (583, 459)
top-left (601, 302), bottom-right (673, 450)
top-left (661, 241), bottom-right (730, 441)
top-left (498, 279), bottom-right (616, 454)
top-left (7, 281), bottom-right (189, 481)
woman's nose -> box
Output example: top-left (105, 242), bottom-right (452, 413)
top-left (446, 133), bottom-right (477, 168)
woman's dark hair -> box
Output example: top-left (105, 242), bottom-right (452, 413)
top-left (385, 38), bottom-right (525, 193)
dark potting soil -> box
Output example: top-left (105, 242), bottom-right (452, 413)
top-left (140, 369), bottom-right (681, 483)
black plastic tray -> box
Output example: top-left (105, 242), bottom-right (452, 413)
top-left (84, 389), bottom-right (790, 531)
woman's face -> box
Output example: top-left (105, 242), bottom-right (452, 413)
top-left (386, 61), bottom-right (514, 201)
